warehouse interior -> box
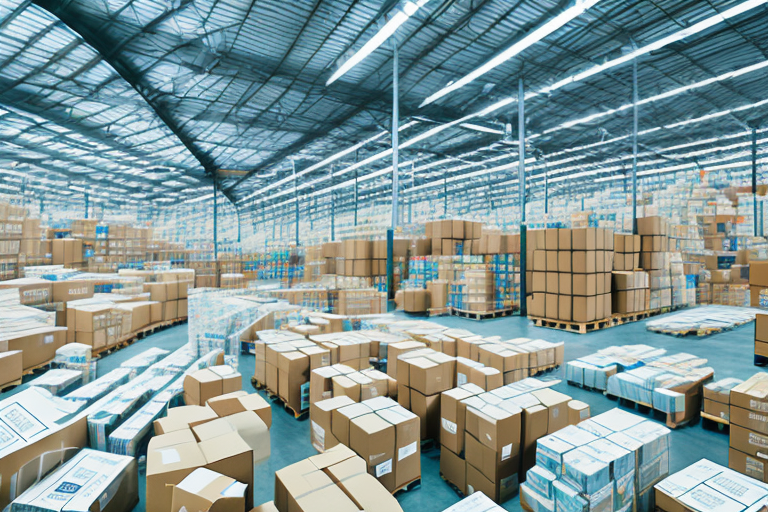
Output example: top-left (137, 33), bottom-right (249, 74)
top-left (2, 1), bottom-right (768, 512)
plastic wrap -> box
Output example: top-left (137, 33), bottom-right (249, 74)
top-left (29, 369), bottom-right (83, 396)
top-left (120, 347), bottom-right (171, 377)
top-left (62, 368), bottom-right (133, 409)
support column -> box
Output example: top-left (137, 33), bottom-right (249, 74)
top-left (213, 176), bottom-right (219, 287)
top-left (387, 42), bottom-right (400, 311)
top-left (330, 166), bottom-right (336, 241)
top-left (354, 156), bottom-right (359, 226)
top-left (632, 58), bottom-right (639, 234)
top-left (293, 159), bottom-right (300, 246)
top-left (518, 77), bottom-right (527, 317)
top-left (443, 175), bottom-right (448, 217)
top-left (753, 127), bottom-right (758, 237)
top-left (84, 192), bottom-right (89, 219)
top-left (544, 159), bottom-right (549, 215)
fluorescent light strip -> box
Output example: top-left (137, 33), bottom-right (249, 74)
top-left (326, 0), bottom-right (429, 86)
top-left (460, 123), bottom-right (505, 135)
top-left (420, 0), bottom-right (601, 107)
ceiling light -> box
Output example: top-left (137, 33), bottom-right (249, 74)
top-left (326, 0), bottom-right (429, 86)
top-left (460, 123), bottom-right (505, 135)
top-left (420, 0), bottom-right (600, 106)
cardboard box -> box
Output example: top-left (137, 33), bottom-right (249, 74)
top-left (377, 406), bottom-right (420, 490)
top-left (4, 326), bottom-right (66, 370)
top-left (349, 414), bottom-right (396, 491)
top-left (332, 403), bottom-right (373, 447)
top-left (207, 391), bottom-right (272, 428)
top-left (410, 388), bottom-right (441, 440)
top-left (278, 351), bottom-right (310, 412)
top-left (0, 350), bottom-right (22, 387)
top-left (184, 366), bottom-right (241, 406)
top-left (567, 400), bottom-right (590, 425)
top-left (198, 432), bottom-right (255, 510)
top-left (147, 430), bottom-right (208, 512)
top-left (154, 405), bottom-right (219, 435)
top-left (171, 468), bottom-right (246, 512)
top-left (441, 445), bottom-right (467, 493)
top-left (310, 396), bottom-right (356, 452)
top-left (531, 389), bottom-right (570, 433)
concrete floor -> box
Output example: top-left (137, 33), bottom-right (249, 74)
top-left (2, 309), bottom-right (756, 512)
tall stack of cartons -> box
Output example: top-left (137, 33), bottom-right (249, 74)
top-left (455, 269), bottom-right (495, 312)
top-left (372, 239), bottom-right (410, 280)
top-left (18, 218), bottom-right (48, 268)
top-left (339, 239), bottom-right (373, 278)
top-left (396, 348), bottom-right (457, 440)
top-left (527, 228), bottom-right (613, 323)
top-left (611, 271), bottom-right (649, 314)
top-left (321, 241), bottom-right (342, 275)
top-left (613, 234), bottom-right (640, 271)
top-left (0, 202), bottom-right (25, 279)
top-left (756, 314), bottom-right (768, 362)
top-left (108, 224), bottom-right (126, 266)
top-left (728, 372), bottom-right (768, 481)
top-left (637, 216), bottom-right (672, 310)
top-left (428, 219), bottom-right (483, 256)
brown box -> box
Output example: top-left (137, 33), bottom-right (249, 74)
top-left (410, 389), bottom-right (440, 440)
top-left (332, 403), bottom-right (373, 447)
top-left (184, 366), bottom-right (241, 406)
top-left (377, 406), bottom-right (420, 490)
top-left (572, 251), bottom-right (596, 274)
top-left (310, 396), bottom-right (356, 452)
top-left (441, 445), bottom-right (467, 493)
top-left (572, 296), bottom-right (596, 323)
top-left (349, 414), bottom-right (396, 491)
top-left (0, 350), bottom-right (22, 388)
top-left (572, 229), bottom-right (596, 250)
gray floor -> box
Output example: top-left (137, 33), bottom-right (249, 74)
top-left (3, 309), bottom-right (755, 512)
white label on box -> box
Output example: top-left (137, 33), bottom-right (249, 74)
top-left (375, 459), bottom-right (392, 478)
top-left (580, 409), bottom-right (589, 419)
top-left (501, 443), bottom-right (513, 461)
top-left (311, 420), bottom-right (325, 450)
top-left (160, 448), bottom-right (181, 465)
top-left (43, 335), bottom-right (53, 345)
top-left (398, 442), bottom-right (417, 461)
top-left (441, 418), bottom-right (457, 435)
top-left (457, 373), bottom-right (467, 386)
top-left (749, 412), bottom-right (768, 424)
top-left (751, 400), bottom-right (768, 413)
top-left (749, 432), bottom-right (768, 449)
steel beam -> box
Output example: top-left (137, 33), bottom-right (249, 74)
top-left (293, 159), bottom-right (300, 246)
top-left (632, 58), bottom-right (639, 234)
top-left (388, 42), bottom-right (400, 310)
top-left (518, 77), bottom-right (527, 317)
top-left (753, 127), bottom-right (759, 237)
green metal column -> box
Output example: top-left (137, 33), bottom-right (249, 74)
top-left (753, 127), bottom-right (758, 237)
top-left (213, 176), bottom-right (218, 261)
top-left (518, 77), bottom-right (527, 317)
top-left (631, 58), bottom-right (639, 235)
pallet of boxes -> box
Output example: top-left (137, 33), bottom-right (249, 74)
top-left (309, 395), bottom-right (421, 494)
top-left (728, 372), bottom-right (768, 482)
top-left (440, 378), bottom-right (591, 504)
top-left (528, 228), bottom-right (613, 332)
top-left (427, 219), bottom-right (483, 257)
top-left (520, 408), bottom-right (671, 512)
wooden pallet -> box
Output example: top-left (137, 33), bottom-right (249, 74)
top-left (393, 477), bottom-right (421, 496)
top-left (530, 364), bottom-right (560, 377)
top-left (22, 359), bottom-right (53, 376)
top-left (611, 309), bottom-right (662, 325)
top-left (530, 316), bottom-right (613, 334)
top-left (0, 377), bottom-right (22, 394)
top-left (258, 384), bottom-right (308, 419)
top-left (428, 307), bottom-right (451, 317)
top-left (451, 307), bottom-right (517, 321)
top-left (701, 411), bottom-right (730, 432)
top-left (440, 473), bottom-right (465, 499)
top-left (251, 377), bottom-right (266, 391)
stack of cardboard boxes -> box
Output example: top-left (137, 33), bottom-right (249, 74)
top-left (52, 238), bottom-right (84, 268)
top-left (273, 444), bottom-right (404, 511)
top-left (311, 365), bottom-right (396, 404)
top-left (427, 220), bottom-right (483, 256)
top-left (613, 233), bottom-right (640, 271)
top-left (0, 202), bottom-right (27, 280)
top-left (527, 228), bottom-right (613, 323)
top-left (701, 377), bottom-right (742, 424)
top-left (308, 397), bottom-right (420, 493)
top-left (18, 218), bottom-right (48, 268)
top-left (750, 261), bottom-right (768, 307)
top-left (147, 394), bottom-right (271, 512)
top-left (757, 314), bottom-right (768, 361)
top-left (183, 365), bottom-right (243, 405)
top-left (728, 373), bottom-right (768, 481)
top-left (372, 239), bottom-right (410, 279)
top-left (637, 216), bottom-right (673, 309)
top-left (140, 272), bottom-right (191, 323)
top-left (396, 348), bottom-right (457, 440)
top-left (454, 269), bottom-right (495, 313)
top-left (440, 379), bottom-right (587, 504)
top-left (611, 271), bottom-right (650, 314)
top-left (321, 241), bottom-right (342, 275)
top-left (341, 239), bottom-right (373, 277)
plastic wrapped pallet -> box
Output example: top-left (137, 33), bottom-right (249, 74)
top-left (63, 368), bottom-right (133, 409)
top-left (9, 448), bottom-right (138, 512)
top-left (120, 347), bottom-right (171, 377)
top-left (53, 342), bottom-right (96, 383)
top-left (441, 491), bottom-right (506, 511)
top-left (30, 369), bottom-right (83, 396)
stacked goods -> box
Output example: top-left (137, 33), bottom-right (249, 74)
top-left (440, 378), bottom-right (588, 504)
top-left (309, 397), bottom-right (420, 492)
top-left (304, 245), bottom-right (325, 282)
top-left (137, 271), bottom-right (193, 322)
top-left (751, 261), bottom-right (768, 307)
top-left (0, 349), bottom-right (22, 389)
top-left (457, 337), bottom-right (565, 385)
top-left (30, 368), bottom-right (83, 396)
top-left (567, 345), bottom-right (713, 428)
top-left (701, 378), bottom-right (743, 424)
top-left (340, 239), bottom-right (373, 277)
top-left (396, 347), bottom-right (457, 439)
top-left (403, 287), bottom-right (431, 313)
top-left (656, 459), bottom-right (768, 512)
top-left (274, 444), bottom-right (404, 511)
top-left (521, 409), bottom-right (671, 512)
top-left (309, 332), bottom-right (372, 369)
top-left (252, 329), bottom-right (307, 386)
top-left (454, 269), bottom-right (495, 313)
top-left (490, 253), bottom-right (521, 310)
top-left (337, 288), bottom-right (387, 315)
top-left (268, 338), bottom-right (325, 413)
top-left (669, 252), bottom-right (696, 308)
top-left (757, 314), bottom-right (768, 361)
top-left (613, 234), bottom-right (640, 271)
top-left (636, 217), bottom-right (673, 310)
top-left (611, 271), bottom-right (649, 314)
top-left (0, 303), bottom-right (66, 371)
top-left (427, 219), bottom-right (483, 256)
top-left (527, 228), bottom-right (614, 323)
top-left (372, 238), bottom-right (410, 279)
top-left (9, 449), bottom-right (139, 512)
top-left (183, 365), bottom-right (242, 405)
top-left (322, 241), bottom-right (342, 275)
top-left (220, 273), bottom-right (247, 289)
top-left (18, 217), bottom-right (49, 268)
top-left (729, 373), bottom-right (768, 481)
top-left (146, 403), bottom-right (270, 512)
top-left (311, 365), bottom-right (396, 404)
